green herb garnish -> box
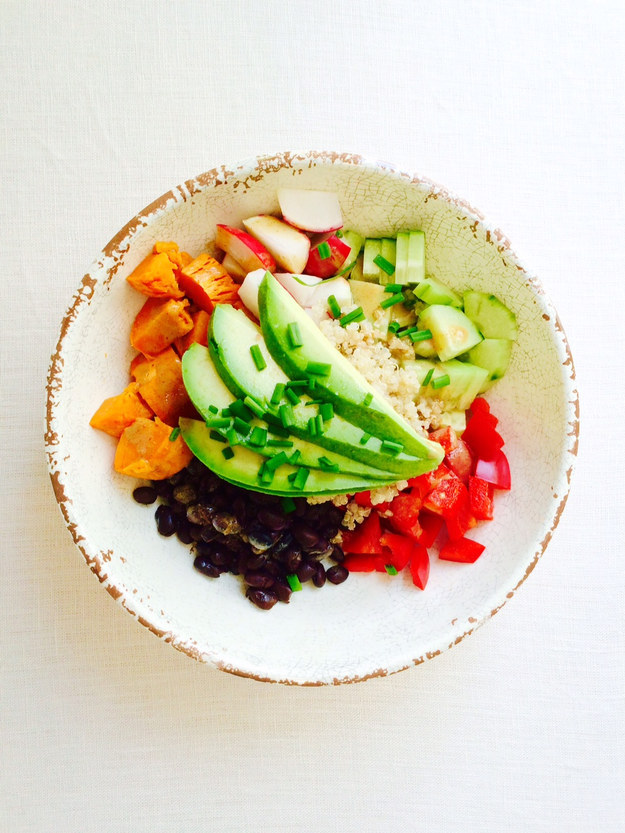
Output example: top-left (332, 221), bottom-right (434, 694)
top-left (250, 344), bottom-right (267, 371)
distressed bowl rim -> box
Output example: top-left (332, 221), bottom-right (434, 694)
top-left (45, 150), bottom-right (580, 685)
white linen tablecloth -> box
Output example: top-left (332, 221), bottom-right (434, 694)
top-left (1, 1), bottom-right (623, 830)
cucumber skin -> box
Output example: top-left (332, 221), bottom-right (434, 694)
top-left (463, 291), bottom-right (518, 340)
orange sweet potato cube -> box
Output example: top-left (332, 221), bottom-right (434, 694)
top-left (126, 251), bottom-right (184, 299)
top-left (153, 241), bottom-right (193, 270)
top-left (178, 253), bottom-right (241, 311)
top-left (90, 383), bottom-right (153, 438)
top-left (174, 309), bottom-right (211, 355)
top-left (130, 297), bottom-right (193, 356)
top-left (114, 417), bottom-right (193, 480)
top-left (134, 347), bottom-right (196, 425)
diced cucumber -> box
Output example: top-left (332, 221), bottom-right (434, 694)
top-left (349, 280), bottom-right (390, 333)
top-left (415, 277), bottom-right (462, 307)
top-left (467, 338), bottom-right (513, 391)
top-left (395, 230), bottom-right (425, 285)
top-left (390, 303), bottom-right (417, 329)
top-left (418, 304), bottom-right (483, 362)
top-left (362, 238), bottom-right (396, 283)
top-left (412, 333), bottom-right (437, 358)
top-left (350, 254), bottom-right (364, 282)
top-left (379, 238), bottom-right (397, 285)
top-left (334, 230), bottom-right (365, 277)
top-left (403, 358), bottom-right (489, 411)
top-left (463, 291), bottom-right (518, 339)
top-left (437, 409), bottom-right (466, 435)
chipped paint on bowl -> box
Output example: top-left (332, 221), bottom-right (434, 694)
top-left (45, 151), bottom-right (579, 685)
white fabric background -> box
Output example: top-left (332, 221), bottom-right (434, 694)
top-left (1, 1), bottom-right (623, 831)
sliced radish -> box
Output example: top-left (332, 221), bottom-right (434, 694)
top-left (304, 276), bottom-right (353, 323)
top-left (215, 225), bottom-right (276, 273)
top-left (221, 252), bottom-right (247, 281)
top-left (237, 269), bottom-right (268, 319)
top-left (274, 272), bottom-right (322, 307)
top-left (305, 234), bottom-right (351, 278)
top-left (278, 188), bottom-right (343, 233)
top-left (242, 215), bottom-right (310, 274)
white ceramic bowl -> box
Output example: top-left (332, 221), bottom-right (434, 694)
top-left (46, 151), bottom-right (579, 685)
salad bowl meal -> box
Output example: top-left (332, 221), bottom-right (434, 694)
top-left (46, 151), bottom-right (578, 684)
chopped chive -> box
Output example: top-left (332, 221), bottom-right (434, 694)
top-left (168, 427), bottom-right (181, 442)
top-left (422, 368), bottom-right (434, 387)
top-left (208, 404), bottom-right (219, 414)
top-left (319, 402), bottom-right (334, 421)
top-left (431, 374), bottom-right (451, 389)
top-left (339, 307), bottom-right (366, 327)
top-left (281, 496), bottom-right (296, 514)
top-left (363, 392), bottom-right (373, 407)
top-left (318, 456), bottom-right (339, 472)
top-left (380, 293), bottom-right (404, 309)
top-left (292, 468), bottom-right (310, 490)
top-left (388, 321), bottom-right (400, 333)
top-left (306, 361), bottom-right (332, 376)
top-left (286, 573), bottom-right (302, 592)
top-left (243, 395), bottom-right (265, 419)
top-left (222, 447), bottom-right (235, 460)
top-left (206, 416), bottom-right (231, 429)
top-left (373, 253), bottom-right (395, 276)
top-left (249, 344), bottom-right (267, 371)
top-left (305, 399), bottom-right (323, 406)
top-left (381, 439), bottom-right (403, 456)
top-left (335, 229), bottom-right (344, 238)
top-left (279, 403), bottom-right (294, 428)
top-left (286, 379), bottom-right (309, 389)
top-left (360, 432), bottom-right (371, 445)
top-left (287, 472), bottom-right (297, 483)
top-left (384, 283), bottom-right (403, 293)
top-left (287, 322), bottom-right (303, 349)
top-left (265, 451), bottom-right (289, 472)
top-left (289, 449), bottom-right (302, 465)
top-left (314, 414), bottom-right (324, 435)
top-left (327, 294), bottom-right (341, 318)
top-left (317, 241), bottom-right (331, 260)
top-left (285, 386), bottom-right (300, 406)
top-left (397, 325), bottom-right (418, 338)
top-left (385, 565), bottom-right (398, 576)
top-left (307, 416), bottom-right (318, 437)
top-left (263, 414), bottom-right (290, 436)
top-left (267, 438), bottom-right (294, 448)
top-left (249, 426), bottom-right (268, 447)
top-left (233, 417), bottom-right (251, 436)
top-left (210, 430), bottom-right (228, 443)
top-left (225, 428), bottom-right (240, 446)
top-left (270, 382), bottom-right (286, 405)
top-left (228, 400), bottom-right (253, 421)
top-left (259, 462), bottom-right (274, 485)
top-left (410, 329), bottom-right (433, 342)
top-left (307, 377), bottom-right (316, 391)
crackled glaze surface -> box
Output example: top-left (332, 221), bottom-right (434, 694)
top-left (45, 151), bottom-right (579, 685)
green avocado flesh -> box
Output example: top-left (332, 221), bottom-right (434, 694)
top-left (179, 418), bottom-right (404, 497)
top-left (257, 274), bottom-right (443, 467)
top-left (182, 343), bottom-right (397, 481)
top-left (208, 303), bottom-right (442, 478)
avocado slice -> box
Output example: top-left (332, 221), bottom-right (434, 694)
top-left (257, 274), bottom-right (443, 468)
top-left (182, 343), bottom-right (397, 481)
top-left (209, 304), bottom-right (441, 478)
top-left (179, 418), bottom-right (405, 497)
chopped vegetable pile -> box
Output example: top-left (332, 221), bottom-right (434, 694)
top-left (90, 187), bottom-right (516, 607)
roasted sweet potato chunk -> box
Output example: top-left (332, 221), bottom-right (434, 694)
top-left (130, 297), bottom-right (193, 356)
top-left (134, 347), bottom-right (196, 424)
top-left (178, 253), bottom-right (241, 311)
top-left (90, 382), bottom-right (153, 438)
top-left (126, 251), bottom-right (184, 299)
top-left (114, 417), bottom-right (192, 479)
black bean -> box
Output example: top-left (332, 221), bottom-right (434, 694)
top-left (329, 545), bottom-right (345, 563)
top-left (326, 565), bottom-right (349, 585)
top-left (212, 512), bottom-right (242, 536)
top-left (244, 571), bottom-right (275, 590)
top-left (173, 484), bottom-right (197, 505)
top-left (193, 555), bottom-right (221, 578)
top-left (133, 486), bottom-right (157, 505)
top-left (306, 538), bottom-right (333, 559)
top-left (186, 503), bottom-right (214, 526)
top-left (247, 527), bottom-right (278, 553)
top-left (292, 523), bottom-right (319, 550)
top-left (273, 578), bottom-right (292, 604)
top-left (246, 588), bottom-right (278, 610)
top-left (297, 560), bottom-right (317, 583)
top-left (256, 508), bottom-right (289, 531)
top-left (284, 549), bottom-right (303, 573)
top-left (209, 549), bottom-right (232, 568)
top-left (245, 552), bottom-right (268, 571)
top-left (312, 563), bottom-right (326, 588)
top-left (155, 505), bottom-right (177, 536)
top-left (176, 521), bottom-right (194, 545)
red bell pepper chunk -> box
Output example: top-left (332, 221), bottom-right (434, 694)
top-left (353, 490), bottom-right (372, 507)
top-left (446, 438), bottom-right (473, 482)
top-left (439, 537), bottom-right (486, 563)
top-left (469, 396), bottom-right (491, 417)
top-left (475, 450), bottom-right (511, 490)
top-left (380, 531), bottom-right (413, 571)
top-left (388, 492), bottom-right (422, 540)
top-left (422, 471), bottom-right (464, 516)
top-left (408, 462), bottom-right (449, 499)
top-left (341, 511), bottom-right (386, 556)
top-left (429, 426), bottom-right (458, 455)
top-left (444, 486), bottom-right (477, 541)
top-left (343, 553), bottom-right (376, 572)
top-left (469, 476), bottom-right (494, 520)
top-left (463, 410), bottom-right (504, 460)
top-left (409, 542), bottom-right (430, 589)
top-left (416, 511), bottom-right (444, 547)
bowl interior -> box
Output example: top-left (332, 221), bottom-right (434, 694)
top-left (46, 152), bottom-right (578, 684)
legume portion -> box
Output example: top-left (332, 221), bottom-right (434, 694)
top-left (135, 457), bottom-right (350, 609)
